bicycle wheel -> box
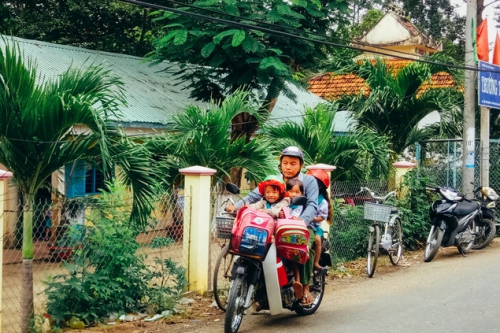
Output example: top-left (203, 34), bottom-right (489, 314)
top-left (389, 218), bottom-right (403, 266)
top-left (224, 275), bottom-right (248, 333)
top-left (213, 244), bottom-right (235, 311)
top-left (366, 224), bottom-right (380, 278)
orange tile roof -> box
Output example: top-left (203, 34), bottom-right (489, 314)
top-left (308, 59), bottom-right (460, 100)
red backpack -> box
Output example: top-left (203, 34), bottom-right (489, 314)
top-left (230, 207), bottom-right (276, 260)
top-left (275, 207), bottom-right (310, 264)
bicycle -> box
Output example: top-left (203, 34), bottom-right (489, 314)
top-left (213, 209), bottom-right (236, 311)
top-left (360, 187), bottom-right (403, 278)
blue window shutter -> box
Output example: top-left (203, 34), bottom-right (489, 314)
top-left (65, 161), bottom-right (86, 198)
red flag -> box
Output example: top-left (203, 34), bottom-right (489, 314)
top-left (493, 32), bottom-right (500, 65)
top-left (477, 18), bottom-right (489, 62)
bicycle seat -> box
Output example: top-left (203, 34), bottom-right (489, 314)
top-left (391, 207), bottom-right (398, 214)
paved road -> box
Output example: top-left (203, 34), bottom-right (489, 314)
top-left (190, 240), bottom-right (500, 333)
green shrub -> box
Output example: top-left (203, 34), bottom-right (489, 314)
top-left (330, 201), bottom-right (368, 263)
top-left (44, 182), bottom-right (187, 326)
top-left (397, 169), bottom-right (435, 250)
top-left (143, 237), bottom-right (187, 314)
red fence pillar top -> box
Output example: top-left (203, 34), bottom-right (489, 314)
top-left (392, 161), bottom-right (416, 169)
top-left (0, 170), bottom-right (13, 180)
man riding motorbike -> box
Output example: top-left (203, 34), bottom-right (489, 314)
top-left (226, 146), bottom-right (319, 305)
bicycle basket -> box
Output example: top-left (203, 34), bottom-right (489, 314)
top-left (363, 202), bottom-right (392, 223)
top-left (215, 216), bottom-right (234, 239)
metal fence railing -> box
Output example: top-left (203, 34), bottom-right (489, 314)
top-left (2, 188), bottom-right (185, 333)
top-left (415, 140), bottom-right (500, 193)
top-left (209, 182), bottom-right (240, 293)
top-left (329, 179), bottom-right (389, 263)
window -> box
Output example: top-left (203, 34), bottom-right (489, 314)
top-left (65, 161), bottom-right (111, 198)
top-left (85, 164), bottom-right (105, 194)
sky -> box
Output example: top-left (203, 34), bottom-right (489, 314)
top-left (452, 0), bottom-right (498, 58)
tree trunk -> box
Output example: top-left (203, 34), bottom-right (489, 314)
top-left (20, 259), bottom-right (34, 333)
top-left (139, 8), bottom-right (149, 44)
top-left (20, 194), bottom-right (34, 333)
top-left (229, 167), bottom-right (243, 185)
top-left (477, 0), bottom-right (484, 26)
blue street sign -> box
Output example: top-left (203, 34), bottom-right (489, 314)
top-left (478, 61), bottom-right (500, 108)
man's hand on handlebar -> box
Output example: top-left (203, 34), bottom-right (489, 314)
top-left (225, 204), bottom-right (237, 213)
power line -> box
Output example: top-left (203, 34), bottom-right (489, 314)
top-left (159, 0), bottom-right (447, 62)
top-left (117, 0), bottom-right (497, 74)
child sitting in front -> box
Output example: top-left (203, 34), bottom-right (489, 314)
top-left (247, 175), bottom-right (289, 218)
top-left (306, 169), bottom-right (332, 273)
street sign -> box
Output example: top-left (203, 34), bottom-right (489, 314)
top-left (478, 61), bottom-right (500, 108)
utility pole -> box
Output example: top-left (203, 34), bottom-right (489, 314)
top-left (480, 106), bottom-right (490, 187)
top-left (463, 0), bottom-right (477, 197)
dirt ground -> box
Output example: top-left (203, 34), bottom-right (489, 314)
top-left (64, 242), bottom-right (452, 333)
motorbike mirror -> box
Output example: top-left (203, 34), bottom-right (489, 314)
top-left (291, 195), bottom-right (307, 206)
top-left (225, 183), bottom-right (240, 195)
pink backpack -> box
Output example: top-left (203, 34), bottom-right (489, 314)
top-left (275, 207), bottom-right (310, 264)
top-left (230, 207), bottom-right (276, 260)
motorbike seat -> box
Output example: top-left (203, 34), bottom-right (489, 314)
top-left (454, 200), bottom-right (479, 216)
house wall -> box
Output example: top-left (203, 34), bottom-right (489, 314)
top-left (362, 13), bottom-right (411, 45)
top-left (0, 164), bottom-right (18, 248)
top-left (356, 44), bottom-right (437, 60)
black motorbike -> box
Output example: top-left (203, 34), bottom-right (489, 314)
top-left (471, 182), bottom-right (498, 250)
top-left (424, 186), bottom-right (479, 262)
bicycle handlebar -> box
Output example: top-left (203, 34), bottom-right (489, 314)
top-left (358, 187), bottom-right (396, 203)
top-left (221, 197), bottom-right (236, 206)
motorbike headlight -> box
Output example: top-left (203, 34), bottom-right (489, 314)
top-left (482, 187), bottom-right (499, 201)
top-left (440, 187), bottom-right (463, 201)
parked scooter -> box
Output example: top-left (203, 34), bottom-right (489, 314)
top-left (223, 183), bottom-right (330, 333)
top-left (471, 182), bottom-right (498, 249)
top-left (424, 186), bottom-right (479, 262)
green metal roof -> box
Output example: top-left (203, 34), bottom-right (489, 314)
top-left (1, 35), bottom-right (353, 132)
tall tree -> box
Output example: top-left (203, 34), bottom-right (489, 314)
top-left (338, 54), bottom-right (464, 156)
top-left (0, 38), bottom-right (157, 333)
top-left (1, 0), bottom-right (154, 56)
top-left (348, 0), bottom-right (386, 25)
top-left (264, 103), bottom-right (392, 180)
top-left (350, 9), bottom-right (384, 38)
top-left (148, 0), bottom-right (350, 139)
top-left (146, 90), bottom-right (279, 185)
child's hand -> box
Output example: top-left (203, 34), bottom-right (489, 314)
top-left (278, 210), bottom-right (285, 218)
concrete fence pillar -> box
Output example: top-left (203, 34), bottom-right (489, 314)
top-left (0, 169), bottom-right (13, 330)
top-left (179, 165), bottom-right (217, 295)
top-left (392, 161), bottom-right (416, 197)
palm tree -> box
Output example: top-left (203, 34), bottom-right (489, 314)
top-left (146, 90), bottom-right (279, 187)
top-left (0, 39), bottom-right (157, 332)
top-left (264, 103), bottom-right (392, 181)
top-left (338, 54), bottom-right (464, 156)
